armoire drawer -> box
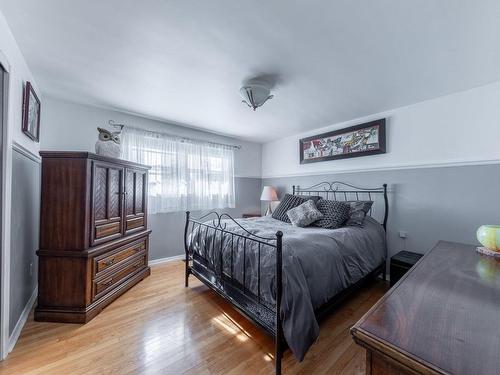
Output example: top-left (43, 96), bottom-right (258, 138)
top-left (94, 221), bottom-right (121, 241)
top-left (125, 216), bottom-right (145, 232)
top-left (93, 254), bottom-right (147, 300)
top-left (93, 239), bottom-right (147, 277)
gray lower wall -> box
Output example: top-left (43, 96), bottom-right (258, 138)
top-left (263, 163), bottom-right (500, 260)
top-left (148, 177), bottom-right (261, 260)
top-left (9, 149), bottom-right (40, 334)
top-left (8, 158), bottom-right (494, 328)
top-left (148, 163), bottom-right (499, 262)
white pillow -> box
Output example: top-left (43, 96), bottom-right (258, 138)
top-left (286, 200), bottom-right (324, 227)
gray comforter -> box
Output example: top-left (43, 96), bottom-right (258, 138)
top-left (189, 215), bottom-right (386, 361)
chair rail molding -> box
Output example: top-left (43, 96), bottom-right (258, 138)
top-left (12, 141), bottom-right (41, 163)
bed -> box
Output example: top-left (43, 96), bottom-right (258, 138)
top-left (183, 182), bottom-right (388, 374)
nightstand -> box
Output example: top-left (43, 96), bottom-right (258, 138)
top-left (242, 213), bottom-right (261, 218)
top-left (390, 250), bottom-right (423, 286)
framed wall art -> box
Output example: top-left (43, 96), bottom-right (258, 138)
top-left (22, 81), bottom-right (41, 142)
top-left (299, 119), bottom-right (386, 164)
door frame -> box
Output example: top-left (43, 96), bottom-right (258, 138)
top-left (0, 50), bottom-right (11, 361)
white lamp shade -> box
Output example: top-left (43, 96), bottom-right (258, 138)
top-left (260, 186), bottom-right (278, 201)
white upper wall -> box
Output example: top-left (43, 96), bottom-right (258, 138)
top-left (2, 0), bottom-right (500, 142)
top-left (40, 97), bottom-right (262, 178)
top-left (0, 10), bottom-right (40, 155)
top-left (262, 81), bottom-right (500, 178)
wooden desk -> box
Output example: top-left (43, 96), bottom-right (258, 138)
top-left (351, 241), bottom-right (500, 375)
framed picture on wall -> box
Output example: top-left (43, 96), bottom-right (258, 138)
top-left (299, 119), bottom-right (386, 164)
top-left (22, 81), bottom-right (41, 142)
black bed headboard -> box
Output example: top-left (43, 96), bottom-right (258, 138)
top-left (292, 182), bottom-right (388, 231)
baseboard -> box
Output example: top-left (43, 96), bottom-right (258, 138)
top-left (8, 286), bottom-right (37, 353)
top-left (149, 254), bottom-right (184, 266)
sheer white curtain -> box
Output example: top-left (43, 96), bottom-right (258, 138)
top-left (122, 127), bottom-right (235, 214)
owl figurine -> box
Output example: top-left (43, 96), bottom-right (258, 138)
top-left (95, 127), bottom-right (121, 158)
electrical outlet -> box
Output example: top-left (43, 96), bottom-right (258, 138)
top-left (399, 231), bottom-right (408, 239)
top-left (29, 262), bottom-right (33, 276)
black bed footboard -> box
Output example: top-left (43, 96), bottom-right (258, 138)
top-left (184, 211), bottom-right (284, 374)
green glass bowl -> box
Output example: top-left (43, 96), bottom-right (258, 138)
top-left (477, 225), bottom-right (500, 251)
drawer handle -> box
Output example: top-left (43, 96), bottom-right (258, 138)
top-left (104, 258), bottom-right (116, 267)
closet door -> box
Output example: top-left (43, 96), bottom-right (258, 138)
top-left (91, 161), bottom-right (124, 245)
top-left (124, 168), bottom-right (147, 235)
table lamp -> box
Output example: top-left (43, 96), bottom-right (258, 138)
top-left (261, 186), bottom-right (278, 216)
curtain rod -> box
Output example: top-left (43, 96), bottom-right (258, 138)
top-left (108, 120), bottom-right (242, 150)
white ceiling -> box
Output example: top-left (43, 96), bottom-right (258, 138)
top-left (1, 0), bottom-right (500, 143)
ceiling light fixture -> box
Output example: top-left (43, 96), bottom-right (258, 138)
top-left (240, 78), bottom-right (274, 111)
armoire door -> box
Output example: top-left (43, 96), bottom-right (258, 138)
top-left (91, 161), bottom-right (124, 245)
top-left (124, 168), bottom-right (147, 235)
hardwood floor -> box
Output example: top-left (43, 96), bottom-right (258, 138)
top-left (0, 261), bottom-right (387, 374)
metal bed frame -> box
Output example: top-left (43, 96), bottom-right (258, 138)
top-left (184, 182), bottom-right (388, 374)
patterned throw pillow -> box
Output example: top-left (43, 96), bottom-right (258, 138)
top-left (272, 194), bottom-right (306, 223)
top-left (295, 195), bottom-right (322, 204)
top-left (286, 200), bottom-right (324, 227)
top-left (313, 200), bottom-right (351, 229)
top-left (345, 201), bottom-right (374, 227)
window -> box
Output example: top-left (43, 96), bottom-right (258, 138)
top-left (122, 127), bottom-right (235, 214)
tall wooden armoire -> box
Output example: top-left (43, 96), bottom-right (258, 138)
top-left (35, 152), bottom-right (151, 323)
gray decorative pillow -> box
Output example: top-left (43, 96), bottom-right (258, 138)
top-left (272, 194), bottom-right (306, 223)
top-left (286, 200), bottom-right (323, 227)
top-left (345, 201), bottom-right (374, 227)
top-left (313, 200), bottom-right (350, 229)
